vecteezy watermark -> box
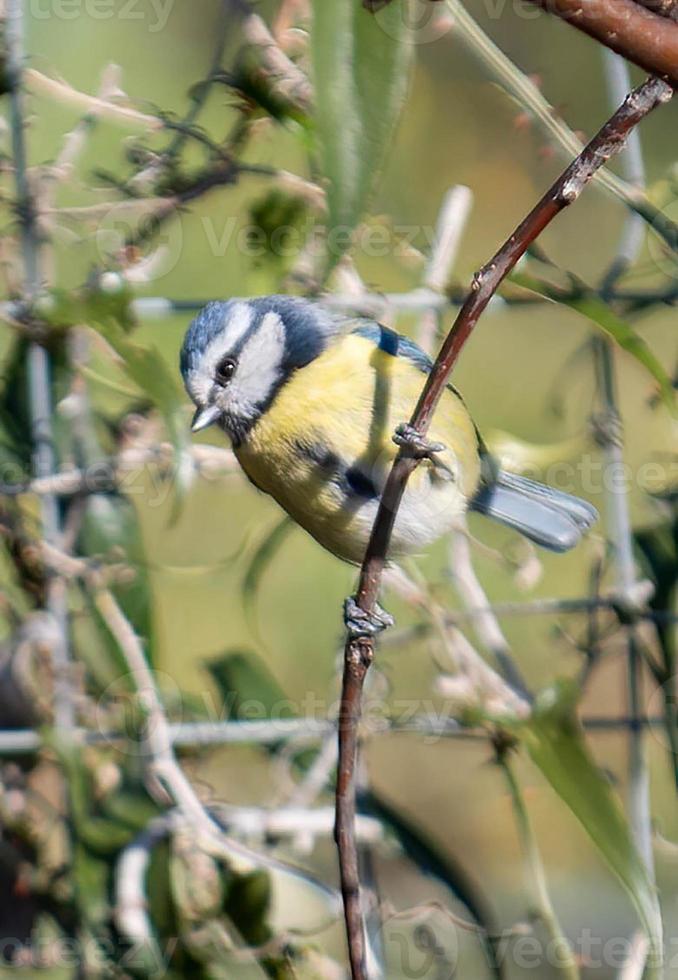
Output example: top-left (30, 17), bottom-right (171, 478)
top-left (93, 205), bottom-right (441, 283)
top-left (30, 0), bottom-right (174, 32)
top-left (0, 922), bottom-right (670, 973)
top-left (386, 918), bottom-right (670, 976)
top-left (2, 450), bottom-right (676, 513)
top-left (93, 671), bottom-right (479, 756)
top-left (0, 933), bottom-right (178, 971)
top-left (0, 454), bottom-right (182, 510)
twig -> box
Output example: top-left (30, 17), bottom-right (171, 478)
top-left (334, 75), bottom-right (673, 980)
top-left (163, 1), bottom-right (229, 162)
top-left (123, 3), bottom-right (231, 197)
top-left (38, 65), bottom-right (122, 282)
top-left (384, 563), bottom-right (529, 715)
top-left (597, 56), bottom-right (656, 884)
top-left (284, 732), bottom-right (338, 808)
top-left (127, 288), bottom-right (454, 321)
top-left (527, 0), bottom-right (678, 84)
top-left (0, 713), bottom-right (667, 757)
top-left (444, 0), bottom-right (678, 254)
top-left (6, 0), bottom-right (74, 732)
top-left (91, 584), bottom-right (263, 873)
top-left (215, 804), bottom-right (383, 845)
top-left (0, 719), bottom-right (334, 755)
top-left (449, 527), bottom-right (530, 697)
top-left (432, 619), bottom-right (530, 720)
top-left (114, 815), bottom-right (172, 965)
top-left (24, 68), bottom-right (160, 131)
top-left (418, 185), bottom-right (473, 354)
top-left (241, 10), bottom-right (313, 113)
top-left (41, 65), bottom-right (122, 203)
top-left (599, 53), bottom-right (648, 297)
top-left (88, 275), bottom-right (678, 323)
top-left (390, 592), bottom-right (676, 630)
top-left (124, 158), bottom-right (240, 248)
top-left (0, 442), bottom-right (238, 497)
top-left (499, 752), bottom-right (579, 980)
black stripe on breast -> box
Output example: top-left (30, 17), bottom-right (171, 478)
top-left (345, 465), bottom-right (379, 500)
top-left (296, 440), bottom-right (379, 501)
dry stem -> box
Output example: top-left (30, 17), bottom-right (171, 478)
top-left (529, 0), bottom-right (678, 83)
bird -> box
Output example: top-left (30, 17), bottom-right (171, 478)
top-left (180, 295), bottom-right (597, 633)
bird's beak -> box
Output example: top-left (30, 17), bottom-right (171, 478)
top-left (191, 404), bottom-right (222, 433)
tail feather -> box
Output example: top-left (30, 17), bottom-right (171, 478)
top-left (470, 472), bottom-right (598, 553)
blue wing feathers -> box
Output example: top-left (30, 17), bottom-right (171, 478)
top-left (471, 472), bottom-right (598, 553)
top-left (351, 322), bottom-right (433, 373)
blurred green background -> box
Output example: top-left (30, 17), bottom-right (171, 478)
top-left (9, 0), bottom-right (678, 975)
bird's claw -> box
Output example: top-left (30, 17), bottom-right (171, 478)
top-left (343, 596), bottom-right (395, 640)
top-left (393, 423), bottom-right (445, 459)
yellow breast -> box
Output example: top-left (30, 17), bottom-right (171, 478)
top-left (235, 334), bottom-right (481, 562)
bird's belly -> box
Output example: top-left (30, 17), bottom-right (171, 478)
top-left (236, 439), bottom-right (467, 564)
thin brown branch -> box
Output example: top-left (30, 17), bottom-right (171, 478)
top-left (529, 0), bottom-right (678, 84)
top-left (334, 75), bottom-right (673, 980)
top-left (449, 527), bottom-right (530, 696)
top-left (91, 584), bottom-right (277, 875)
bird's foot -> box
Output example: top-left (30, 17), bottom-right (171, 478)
top-left (393, 423), bottom-right (445, 460)
top-left (343, 596), bottom-right (395, 641)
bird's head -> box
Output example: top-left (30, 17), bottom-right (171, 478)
top-left (180, 296), bottom-right (338, 444)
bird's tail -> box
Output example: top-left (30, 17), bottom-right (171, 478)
top-left (470, 471), bottom-right (598, 553)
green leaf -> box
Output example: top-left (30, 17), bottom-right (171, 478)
top-left (511, 272), bottom-right (675, 413)
top-left (311, 0), bottom-right (412, 274)
top-left (206, 650), bottom-right (289, 721)
top-left (0, 334), bottom-right (74, 473)
top-left (523, 681), bottom-right (663, 977)
top-left (223, 870), bottom-right (272, 948)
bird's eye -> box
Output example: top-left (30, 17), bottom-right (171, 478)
top-left (215, 356), bottom-right (236, 386)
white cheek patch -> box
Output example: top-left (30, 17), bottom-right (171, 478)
top-left (229, 311), bottom-right (286, 420)
top-left (185, 368), bottom-right (211, 406)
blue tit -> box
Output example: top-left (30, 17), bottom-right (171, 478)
top-left (180, 295), bottom-right (597, 566)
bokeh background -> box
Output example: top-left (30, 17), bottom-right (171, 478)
top-left (6, 0), bottom-right (678, 975)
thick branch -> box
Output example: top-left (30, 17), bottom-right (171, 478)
top-left (530, 0), bottom-right (678, 84)
top-left (334, 75), bottom-right (673, 980)
top-left (634, 0), bottom-right (678, 20)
